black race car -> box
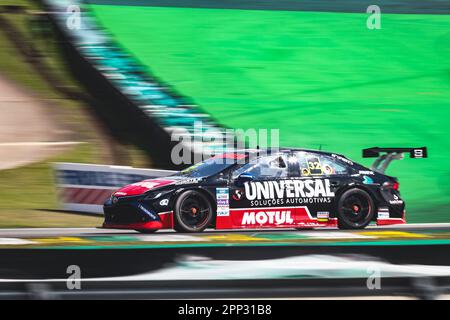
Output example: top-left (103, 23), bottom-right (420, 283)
top-left (102, 147), bottom-right (427, 233)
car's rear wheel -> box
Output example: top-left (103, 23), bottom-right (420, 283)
top-left (337, 188), bottom-right (375, 229)
top-left (174, 190), bottom-right (214, 233)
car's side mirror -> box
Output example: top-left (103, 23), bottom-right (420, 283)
top-left (235, 173), bottom-right (254, 187)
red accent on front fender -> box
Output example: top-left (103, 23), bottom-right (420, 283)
top-left (159, 211), bottom-right (174, 229)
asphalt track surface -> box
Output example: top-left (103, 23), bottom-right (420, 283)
top-left (87, 0), bottom-right (450, 14)
top-left (1, 223), bottom-right (449, 238)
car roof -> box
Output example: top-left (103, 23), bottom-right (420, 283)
top-left (224, 147), bottom-right (345, 158)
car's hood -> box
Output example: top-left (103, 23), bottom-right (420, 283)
top-left (113, 178), bottom-right (178, 197)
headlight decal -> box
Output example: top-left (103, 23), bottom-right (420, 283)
top-left (111, 195), bottom-right (119, 204)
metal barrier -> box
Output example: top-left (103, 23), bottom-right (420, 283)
top-left (54, 162), bottom-right (175, 214)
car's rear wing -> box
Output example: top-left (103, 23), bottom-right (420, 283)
top-left (362, 147), bottom-right (427, 173)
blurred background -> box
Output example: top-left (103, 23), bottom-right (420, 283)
top-left (0, 0), bottom-right (449, 229)
top-left (0, 0), bottom-right (450, 301)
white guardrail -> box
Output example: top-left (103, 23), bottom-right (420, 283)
top-left (53, 163), bottom-right (176, 214)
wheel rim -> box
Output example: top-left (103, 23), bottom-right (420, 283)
top-left (340, 193), bottom-right (372, 227)
top-left (179, 194), bottom-right (211, 230)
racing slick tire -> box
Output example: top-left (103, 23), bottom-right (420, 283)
top-left (337, 188), bottom-right (375, 230)
top-left (173, 190), bottom-right (214, 233)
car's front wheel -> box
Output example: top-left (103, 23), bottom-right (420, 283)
top-left (337, 188), bottom-right (375, 229)
top-left (174, 190), bottom-right (214, 233)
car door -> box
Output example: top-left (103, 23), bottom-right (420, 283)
top-left (227, 152), bottom-right (292, 228)
top-left (292, 151), bottom-right (350, 222)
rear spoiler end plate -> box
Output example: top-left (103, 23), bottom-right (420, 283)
top-left (362, 147), bottom-right (427, 173)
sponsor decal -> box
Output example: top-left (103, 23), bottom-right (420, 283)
top-left (159, 198), bottom-right (169, 206)
top-left (175, 178), bottom-right (202, 185)
top-left (232, 189), bottom-right (244, 201)
top-left (242, 210), bottom-right (294, 225)
top-left (226, 206), bottom-right (336, 228)
top-left (377, 208), bottom-right (389, 219)
top-left (216, 188), bottom-right (228, 194)
top-left (323, 164), bottom-right (334, 175)
top-left (217, 199), bottom-right (229, 206)
top-left (331, 154), bottom-right (354, 165)
top-left (138, 204), bottom-right (157, 219)
top-left (363, 176), bottom-right (374, 184)
top-left (301, 168), bottom-right (311, 176)
top-left (216, 187), bottom-right (230, 216)
top-left (306, 156), bottom-right (323, 175)
top-left (359, 170), bottom-right (374, 175)
top-left (389, 194), bottom-right (403, 205)
top-left (243, 179), bottom-right (334, 207)
top-left (317, 211), bottom-right (329, 220)
top-left (216, 187), bottom-right (229, 199)
top-left (217, 208), bottom-right (230, 216)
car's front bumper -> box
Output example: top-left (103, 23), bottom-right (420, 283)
top-left (103, 196), bottom-right (172, 230)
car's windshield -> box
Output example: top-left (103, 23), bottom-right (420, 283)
top-left (178, 154), bottom-right (244, 178)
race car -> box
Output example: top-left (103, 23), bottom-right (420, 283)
top-left (102, 147), bottom-right (427, 233)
